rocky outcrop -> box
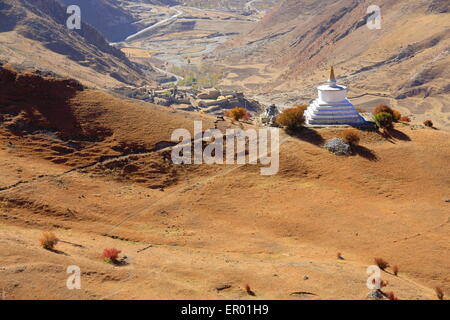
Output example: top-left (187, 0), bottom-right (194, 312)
top-left (427, 0), bottom-right (449, 13)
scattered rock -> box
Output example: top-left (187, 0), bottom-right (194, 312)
top-left (259, 104), bottom-right (280, 126)
top-left (324, 138), bottom-right (351, 156)
top-left (367, 290), bottom-right (384, 300)
top-left (303, 275), bottom-right (309, 280)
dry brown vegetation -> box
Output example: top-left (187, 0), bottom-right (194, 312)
top-left (435, 287), bottom-right (445, 300)
top-left (39, 232), bottom-right (59, 251)
top-left (392, 110), bottom-right (402, 122)
top-left (341, 129), bottom-right (361, 145)
top-left (226, 107), bottom-right (250, 122)
top-left (373, 105), bottom-right (395, 117)
top-left (374, 258), bottom-right (390, 270)
top-left (424, 120), bottom-right (434, 128)
top-left (276, 105), bottom-right (306, 132)
top-left (393, 265), bottom-right (399, 276)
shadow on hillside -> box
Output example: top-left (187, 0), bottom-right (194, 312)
top-left (111, 259), bottom-right (130, 267)
top-left (290, 127), bottom-right (325, 147)
top-left (1, 66), bottom-right (89, 140)
top-left (386, 128), bottom-right (411, 141)
top-left (47, 248), bottom-right (69, 256)
top-left (377, 127), bottom-right (411, 143)
top-left (352, 145), bottom-right (378, 162)
top-left (0, 2), bottom-right (18, 32)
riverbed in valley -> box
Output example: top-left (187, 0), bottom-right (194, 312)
top-left (112, 4), bottom-right (261, 71)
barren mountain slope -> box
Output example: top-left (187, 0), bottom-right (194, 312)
top-left (1, 66), bottom-right (449, 300)
top-left (0, 0), bottom-right (153, 87)
top-left (56, 0), bottom-right (140, 42)
top-left (209, 0), bottom-right (450, 126)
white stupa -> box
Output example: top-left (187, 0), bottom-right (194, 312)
top-left (305, 67), bottom-right (365, 126)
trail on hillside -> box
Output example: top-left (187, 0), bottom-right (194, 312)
top-left (105, 132), bottom-right (290, 234)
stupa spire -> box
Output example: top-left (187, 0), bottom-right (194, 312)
top-left (329, 66), bottom-right (336, 83)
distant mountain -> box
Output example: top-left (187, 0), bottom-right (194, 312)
top-left (56, 0), bottom-right (140, 42)
top-left (128, 0), bottom-right (179, 5)
top-left (0, 0), bottom-right (154, 87)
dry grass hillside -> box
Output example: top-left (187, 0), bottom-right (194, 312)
top-left (0, 66), bottom-right (449, 300)
top-left (209, 0), bottom-right (450, 127)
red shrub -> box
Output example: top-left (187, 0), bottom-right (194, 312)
top-left (245, 284), bottom-right (255, 296)
top-left (400, 116), bottom-right (411, 122)
top-left (102, 248), bottom-right (121, 262)
top-left (386, 292), bottom-right (399, 300)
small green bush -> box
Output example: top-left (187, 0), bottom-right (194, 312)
top-left (374, 112), bottom-right (393, 129)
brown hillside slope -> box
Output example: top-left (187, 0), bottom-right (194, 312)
top-left (0, 0), bottom-right (154, 87)
top-left (0, 67), bottom-right (449, 300)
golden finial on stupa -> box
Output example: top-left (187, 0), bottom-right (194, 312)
top-left (329, 66), bottom-right (336, 82)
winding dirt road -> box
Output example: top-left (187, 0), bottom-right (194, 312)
top-left (125, 7), bottom-right (183, 42)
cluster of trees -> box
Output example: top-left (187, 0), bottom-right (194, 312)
top-left (169, 65), bottom-right (222, 89)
